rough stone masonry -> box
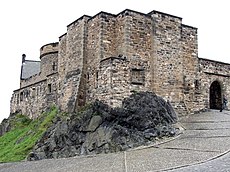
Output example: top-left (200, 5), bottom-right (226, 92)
top-left (10, 9), bottom-right (230, 119)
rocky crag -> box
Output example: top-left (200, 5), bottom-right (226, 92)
top-left (0, 111), bottom-right (21, 137)
top-left (0, 118), bottom-right (11, 137)
top-left (27, 92), bottom-right (178, 161)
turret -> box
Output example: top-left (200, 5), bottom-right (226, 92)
top-left (39, 42), bottom-right (59, 77)
top-left (40, 42), bottom-right (59, 59)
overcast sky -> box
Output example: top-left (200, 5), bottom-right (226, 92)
top-left (0, 0), bottom-right (229, 122)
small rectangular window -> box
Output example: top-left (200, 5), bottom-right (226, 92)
top-left (32, 87), bottom-right (36, 98)
top-left (195, 80), bottom-right (200, 90)
top-left (17, 94), bottom-right (19, 104)
top-left (131, 68), bottom-right (145, 85)
top-left (48, 84), bottom-right (52, 93)
top-left (87, 73), bottom-right (90, 80)
top-left (20, 92), bottom-right (23, 102)
top-left (24, 90), bottom-right (28, 98)
top-left (52, 62), bottom-right (57, 71)
top-left (37, 86), bottom-right (39, 96)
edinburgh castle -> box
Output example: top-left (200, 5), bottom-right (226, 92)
top-left (10, 9), bottom-right (230, 118)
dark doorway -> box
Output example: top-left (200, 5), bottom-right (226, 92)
top-left (210, 81), bottom-right (222, 109)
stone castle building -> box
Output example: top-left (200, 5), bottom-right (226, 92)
top-left (10, 9), bottom-right (230, 118)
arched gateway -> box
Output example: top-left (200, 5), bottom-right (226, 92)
top-left (209, 81), bottom-right (222, 109)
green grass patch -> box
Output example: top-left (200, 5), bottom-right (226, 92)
top-left (0, 107), bottom-right (58, 163)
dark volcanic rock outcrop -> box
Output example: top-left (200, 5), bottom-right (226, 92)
top-left (0, 111), bottom-right (21, 136)
top-left (27, 92), bottom-right (178, 161)
top-left (0, 118), bottom-right (11, 136)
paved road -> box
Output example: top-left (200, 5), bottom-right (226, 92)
top-left (170, 150), bottom-right (230, 172)
top-left (0, 110), bottom-right (230, 172)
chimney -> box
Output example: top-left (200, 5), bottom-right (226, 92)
top-left (22, 54), bottom-right (26, 63)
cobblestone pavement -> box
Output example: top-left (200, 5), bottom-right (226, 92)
top-left (0, 110), bottom-right (230, 172)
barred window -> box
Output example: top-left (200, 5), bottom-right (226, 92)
top-left (131, 68), bottom-right (145, 85)
top-left (52, 62), bottom-right (57, 71)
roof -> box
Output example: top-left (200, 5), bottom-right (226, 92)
top-left (21, 60), bottom-right (40, 79)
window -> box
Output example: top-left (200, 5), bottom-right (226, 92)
top-left (87, 72), bottom-right (90, 80)
top-left (52, 62), bottom-right (57, 71)
top-left (17, 94), bottom-right (19, 104)
top-left (195, 80), bottom-right (200, 90)
top-left (48, 84), bottom-right (52, 93)
top-left (24, 90), bottom-right (30, 98)
top-left (20, 92), bottom-right (23, 102)
top-left (96, 71), bottom-right (99, 80)
top-left (32, 87), bottom-right (36, 98)
top-left (37, 86), bottom-right (39, 96)
top-left (131, 68), bottom-right (145, 85)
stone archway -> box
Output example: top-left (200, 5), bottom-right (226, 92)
top-left (209, 81), bottom-right (222, 109)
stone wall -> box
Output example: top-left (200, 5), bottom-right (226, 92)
top-left (58, 16), bottom-right (90, 113)
top-left (46, 73), bottom-right (58, 106)
top-left (199, 58), bottom-right (230, 110)
top-left (181, 25), bottom-right (199, 113)
top-left (20, 73), bottom-right (42, 88)
top-left (86, 14), bottom-right (103, 103)
top-left (120, 10), bottom-right (153, 61)
top-left (100, 13), bottom-right (116, 59)
top-left (114, 12), bottom-right (127, 56)
top-left (11, 80), bottom-right (48, 118)
top-left (11, 73), bottom-right (59, 118)
top-left (58, 34), bottom-right (67, 80)
top-left (96, 56), bottom-right (150, 107)
top-left (86, 10), bottom-right (153, 105)
top-left (149, 11), bottom-right (185, 114)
